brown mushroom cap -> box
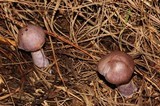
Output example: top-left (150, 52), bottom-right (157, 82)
top-left (18, 24), bottom-right (45, 52)
top-left (97, 51), bottom-right (134, 85)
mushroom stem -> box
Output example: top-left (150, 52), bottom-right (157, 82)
top-left (117, 80), bottom-right (137, 98)
top-left (31, 49), bottom-right (49, 68)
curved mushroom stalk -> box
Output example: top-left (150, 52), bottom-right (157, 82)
top-left (31, 49), bottom-right (49, 68)
top-left (117, 80), bottom-right (137, 98)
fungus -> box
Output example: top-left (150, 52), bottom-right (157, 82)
top-left (97, 51), bottom-right (137, 97)
top-left (18, 24), bottom-right (50, 70)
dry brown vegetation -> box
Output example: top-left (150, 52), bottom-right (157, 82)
top-left (0, 0), bottom-right (160, 106)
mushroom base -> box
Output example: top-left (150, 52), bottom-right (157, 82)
top-left (117, 80), bottom-right (137, 98)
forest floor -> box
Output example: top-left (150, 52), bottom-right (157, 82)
top-left (0, 0), bottom-right (160, 106)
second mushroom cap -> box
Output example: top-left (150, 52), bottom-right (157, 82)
top-left (98, 51), bottom-right (134, 85)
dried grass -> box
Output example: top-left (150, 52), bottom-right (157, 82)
top-left (0, 0), bottom-right (160, 106)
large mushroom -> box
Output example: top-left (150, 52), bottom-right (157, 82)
top-left (97, 51), bottom-right (137, 97)
top-left (18, 24), bottom-right (50, 70)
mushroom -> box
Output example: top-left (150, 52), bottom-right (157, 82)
top-left (97, 51), bottom-right (137, 97)
top-left (18, 24), bottom-right (50, 70)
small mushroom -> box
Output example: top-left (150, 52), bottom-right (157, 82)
top-left (18, 24), bottom-right (50, 70)
top-left (97, 51), bottom-right (137, 97)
